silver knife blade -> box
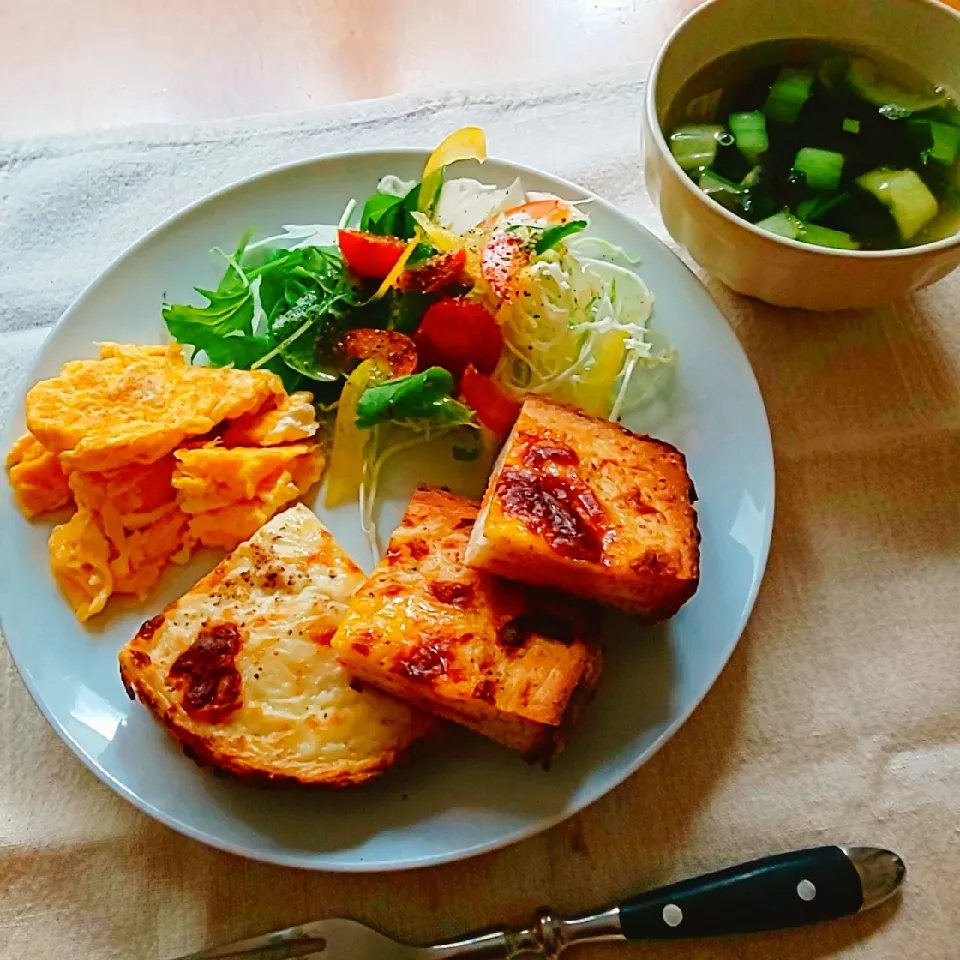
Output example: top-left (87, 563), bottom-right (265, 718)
top-left (171, 918), bottom-right (425, 960)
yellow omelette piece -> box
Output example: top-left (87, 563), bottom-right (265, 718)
top-left (185, 482), bottom-right (297, 551)
top-left (175, 443), bottom-right (326, 550)
top-left (49, 509), bottom-right (115, 622)
top-left (172, 443), bottom-right (324, 513)
top-left (6, 432), bottom-right (73, 518)
top-left (184, 458), bottom-right (326, 550)
top-left (65, 456), bottom-right (194, 608)
top-left (98, 342), bottom-right (180, 364)
top-left (220, 391), bottom-right (319, 447)
top-left (110, 508), bottom-right (192, 599)
top-left (26, 344), bottom-right (286, 472)
top-left (70, 456), bottom-right (179, 519)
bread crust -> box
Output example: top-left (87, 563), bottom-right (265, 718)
top-left (332, 487), bottom-right (603, 766)
top-left (119, 504), bottom-right (433, 786)
top-left (465, 397), bottom-right (700, 620)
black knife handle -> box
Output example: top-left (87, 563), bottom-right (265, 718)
top-left (618, 846), bottom-right (900, 940)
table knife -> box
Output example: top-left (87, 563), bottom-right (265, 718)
top-left (173, 845), bottom-right (904, 960)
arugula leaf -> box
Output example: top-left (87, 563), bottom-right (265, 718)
top-left (266, 289), bottom-right (349, 382)
top-left (161, 235), bottom-right (257, 346)
top-left (388, 289), bottom-right (436, 333)
top-left (354, 367), bottom-right (476, 429)
top-left (165, 238), bottom-right (360, 388)
top-left (398, 184), bottom-right (423, 238)
top-left (198, 334), bottom-right (306, 393)
top-left (261, 249), bottom-right (361, 381)
top-left (352, 288), bottom-right (437, 335)
top-left (359, 182), bottom-right (422, 240)
top-left (211, 232), bottom-right (254, 294)
top-left (535, 220), bottom-right (588, 254)
top-left (162, 290), bottom-right (254, 349)
top-left (360, 193), bottom-right (404, 234)
top-left (406, 242), bottom-right (437, 266)
top-left (198, 333), bottom-right (271, 368)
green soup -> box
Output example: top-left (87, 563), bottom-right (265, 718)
top-left (665, 41), bottom-right (960, 251)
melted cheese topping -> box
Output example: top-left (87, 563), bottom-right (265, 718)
top-left (121, 504), bottom-right (430, 780)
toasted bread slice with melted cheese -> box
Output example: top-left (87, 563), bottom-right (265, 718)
top-left (331, 487), bottom-right (602, 766)
top-left (119, 504), bottom-right (433, 785)
top-left (465, 397), bottom-right (700, 621)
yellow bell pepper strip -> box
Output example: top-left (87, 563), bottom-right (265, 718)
top-left (418, 127), bottom-right (488, 213)
top-left (325, 358), bottom-right (390, 507)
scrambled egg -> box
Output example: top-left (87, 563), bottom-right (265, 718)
top-left (221, 391), bottom-right (319, 447)
top-left (175, 443), bottom-right (326, 550)
top-left (25, 342), bottom-right (286, 472)
top-left (63, 457), bottom-right (192, 611)
top-left (48, 509), bottom-right (114, 621)
top-left (110, 508), bottom-right (192, 600)
top-left (6, 432), bottom-right (73, 518)
top-left (70, 456), bottom-right (179, 519)
top-left (9, 344), bottom-right (326, 622)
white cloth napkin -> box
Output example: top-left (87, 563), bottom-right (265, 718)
top-left (2, 64), bottom-right (959, 960)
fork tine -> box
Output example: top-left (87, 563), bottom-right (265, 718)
top-left (170, 921), bottom-right (332, 959)
top-left (170, 918), bottom-right (424, 960)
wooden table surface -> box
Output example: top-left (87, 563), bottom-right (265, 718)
top-left (2, 0), bottom-right (706, 140)
top-left (7, 0), bottom-right (960, 141)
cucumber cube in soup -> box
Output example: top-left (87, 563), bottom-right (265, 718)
top-left (668, 124), bottom-right (729, 174)
top-left (729, 112), bottom-right (769, 166)
top-left (797, 223), bottom-right (861, 250)
top-left (697, 170), bottom-right (744, 212)
top-left (756, 209), bottom-right (802, 240)
top-left (856, 168), bottom-right (939, 240)
top-left (909, 119), bottom-right (960, 166)
top-left (763, 68), bottom-right (814, 125)
top-left (847, 57), bottom-right (949, 117)
top-left (793, 148), bottom-right (845, 192)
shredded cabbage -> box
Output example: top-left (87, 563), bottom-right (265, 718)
top-left (495, 244), bottom-right (670, 420)
top-left (244, 223), bottom-right (339, 256)
top-left (566, 234), bottom-right (640, 266)
top-left (250, 276), bottom-right (268, 337)
top-left (358, 425), bottom-right (425, 558)
top-left (242, 199), bottom-right (353, 262)
top-left (435, 177), bottom-right (525, 234)
top-left (358, 421), bottom-right (479, 558)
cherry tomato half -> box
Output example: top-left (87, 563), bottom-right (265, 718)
top-left (460, 364), bottom-right (522, 437)
top-left (414, 297), bottom-right (503, 380)
top-left (341, 329), bottom-right (418, 377)
top-left (399, 249), bottom-right (468, 294)
top-left (338, 229), bottom-right (408, 280)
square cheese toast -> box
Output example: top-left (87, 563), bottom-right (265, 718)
top-left (465, 396), bottom-right (700, 620)
top-left (119, 504), bottom-right (433, 785)
top-left (331, 487), bottom-right (602, 765)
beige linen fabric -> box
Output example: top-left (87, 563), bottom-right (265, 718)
top-left (1, 66), bottom-right (958, 959)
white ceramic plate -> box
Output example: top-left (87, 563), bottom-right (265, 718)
top-left (0, 151), bottom-right (773, 871)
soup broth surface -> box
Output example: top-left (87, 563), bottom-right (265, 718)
top-left (666, 40), bottom-right (960, 250)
